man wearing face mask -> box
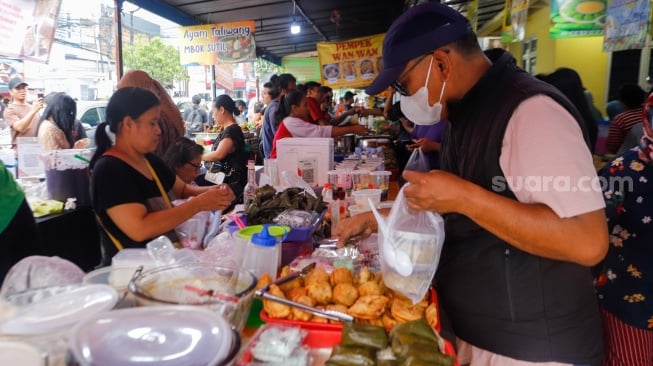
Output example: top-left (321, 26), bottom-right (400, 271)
top-left (334, 3), bottom-right (607, 365)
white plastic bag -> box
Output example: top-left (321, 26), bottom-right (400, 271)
top-left (374, 185), bottom-right (445, 304)
top-left (404, 147), bottom-right (431, 172)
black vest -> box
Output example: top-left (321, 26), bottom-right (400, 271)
top-left (437, 53), bottom-right (602, 364)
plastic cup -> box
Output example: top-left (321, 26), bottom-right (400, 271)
top-left (370, 171), bottom-right (391, 201)
top-left (352, 170), bottom-right (370, 191)
top-left (351, 189), bottom-right (382, 211)
top-left (264, 158), bottom-right (279, 186)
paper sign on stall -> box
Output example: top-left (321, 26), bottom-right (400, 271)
top-left (16, 137), bottom-right (44, 178)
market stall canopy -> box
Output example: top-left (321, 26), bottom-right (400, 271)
top-left (129, 0), bottom-right (513, 61)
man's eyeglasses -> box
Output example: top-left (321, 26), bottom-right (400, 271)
top-left (392, 53), bottom-right (432, 96)
top-left (186, 161), bottom-right (202, 170)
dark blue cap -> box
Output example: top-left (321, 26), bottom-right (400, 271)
top-left (365, 2), bottom-right (471, 95)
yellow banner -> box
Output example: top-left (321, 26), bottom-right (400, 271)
top-left (178, 21), bottom-right (256, 66)
top-left (317, 34), bottom-right (384, 89)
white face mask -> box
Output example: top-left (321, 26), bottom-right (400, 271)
top-left (400, 56), bottom-right (446, 125)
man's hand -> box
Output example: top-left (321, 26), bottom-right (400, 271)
top-left (333, 212), bottom-right (378, 247)
top-left (402, 170), bottom-right (472, 214)
top-left (407, 138), bottom-right (440, 153)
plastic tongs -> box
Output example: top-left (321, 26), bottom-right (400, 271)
top-left (255, 262), bottom-right (354, 323)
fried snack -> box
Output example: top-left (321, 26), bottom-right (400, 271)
top-left (348, 295), bottom-right (390, 320)
top-left (355, 267), bottom-right (373, 286)
top-left (330, 267), bottom-right (354, 287)
top-left (290, 294), bottom-right (316, 321)
top-left (333, 283), bottom-right (359, 307)
top-left (358, 280), bottom-right (384, 297)
top-left (358, 317), bottom-right (385, 327)
top-left (278, 266), bottom-right (303, 293)
top-left (424, 302), bottom-right (439, 330)
top-left (263, 284), bottom-right (291, 319)
top-left (286, 286), bottom-right (306, 301)
top-left (306, 280), bottom-right (333, 305)
top-left (304, 267), bottom-right (329, 286)
top-left (382, 311), bottom-right (398, 330)
top-left (391, 296), bottom-right (426, 323)
top-left (255, 273), bottom-right (272, 290)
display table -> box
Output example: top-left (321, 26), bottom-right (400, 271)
top-left (36, 206), bottom-right (102, 272)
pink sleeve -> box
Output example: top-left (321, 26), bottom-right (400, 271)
top-left (499, 95), bottom-right (605, 218)
top-left (284, 117), bottom-right (332, 138)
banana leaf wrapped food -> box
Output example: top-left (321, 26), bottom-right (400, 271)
top-left (341, 322), bottom-right (388, 350)
top-left (326, 345), bottom-right (376, 366)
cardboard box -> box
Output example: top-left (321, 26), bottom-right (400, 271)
top-left (276, 138), bottom-right (333, 187)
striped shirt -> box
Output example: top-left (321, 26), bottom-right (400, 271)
top-left (606, 108), bottom-right (643, 153)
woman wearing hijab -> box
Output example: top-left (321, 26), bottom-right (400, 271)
top-left (116, 70), bottom-right (184, 157)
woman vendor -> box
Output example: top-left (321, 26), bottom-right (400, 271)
top-left (90, 87), bottom-right (234, 265)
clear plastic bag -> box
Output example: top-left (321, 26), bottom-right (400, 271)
top-left (404, 147), bottom-right (431, 172)
top-left (375, 185), bottom-right (445, 304)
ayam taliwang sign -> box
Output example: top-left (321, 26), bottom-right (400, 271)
top-left (178, 21), bottom-right (256, 66)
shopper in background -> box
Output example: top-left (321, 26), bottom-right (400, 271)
top-left (163, 137), bottom-right (205, 185)
top-left (3, 77), bottom-right (43, 148)
top-left (335, 3), bottom-right (607, 364)
top-left (234, 99), bottom-right (247, 125)
top-left (90, 87), bottom-right (234, 265)
top-left (262, 73), bottom-right (296, 158)
top-left (0, 160), bottom-right (42, 282)
top-left (182, 94), bottom-right (208, 138)
top-left (117, 70), bottom-right (185, 158)
top-left (595, 95), bottom-right (653, 365)
top-left (200, 94), bottom-right (248, 202)
top-left (269, 90), bottom-right (370, 158)
top-left (606, 84), bottom-right (646, 154)
top-left (543, 67), bottom-right (598, 153)
top-left (36, 92), bottom-right (89, 150)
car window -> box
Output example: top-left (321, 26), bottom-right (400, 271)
top-left (79, 107), bottom-right (100, 126)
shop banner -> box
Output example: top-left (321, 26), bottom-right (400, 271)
top-left (550, 0), bottom-right (606, 38)
top-left (179, 21), bottom-right (256, 66)
top-left (317, 34), bottom-right (384, 90)
top-left (0, 0), bottom-right (61, 63)
top-left (603, 0), bottom-right (650, 51)
top-left (282, 56), bottom-right (320, 83)
top-left (502, 0), bottom-right (530, 42)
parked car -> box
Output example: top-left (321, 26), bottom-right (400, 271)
top-left (77, 101), bottom-right (107, 142)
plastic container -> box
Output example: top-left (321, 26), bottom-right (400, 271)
top-left (351, 188), bottom-right (382, 211)
top-left (69, 306), bottom-right (240, 366)
top-left (40, 149), bottom-right (92, 206)
top-left (128, 263), bottom-right (256, 331)
top-left (111, 248), bottom-right (157, 270)
top-left (370, 171), bottom-right (392, 201)
top-left (226, 211), bottom-right (325, 242)
top-left (83, 266), bottom-right (141, 308)
top-left (351, 169), bottom-right (370, 190)
top-left (241, 225), bottom-right (281, 279)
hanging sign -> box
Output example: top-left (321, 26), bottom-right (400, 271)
top-left (179, 21), bottom-right (256, 66)
top-left (550, 0), bottom-right (606, 38)
top-left (317, 34), bottom-right (384, 90)
top-left (602, 0), bottom-right (650, 51)
top-left (0, 0), bottom-right (61, 63)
